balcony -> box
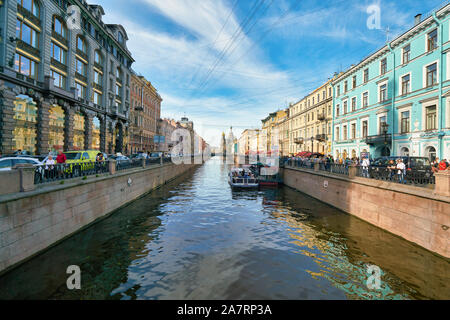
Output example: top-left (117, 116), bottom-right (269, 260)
top-left (50, 58), bottom-right (68, 73)
top-left (315, 134), bottom-right (327, 142)
top-left (75, 72), bottom-right (87, 84)
top-left (17, 4), bottom-right (41, 29)
top-left (76, 49), bottom-right (89, 62)
top-left (365, 134), bottom-right (392, 145)
top-left (115, 94), bottom-right (122, 102)
top-left (16, 39), bottom-right (40, 59)
top-left (94, 62), bottom-right (104, 72)
top-left (51, 30), bottom-right (68, 47)
top-left (93, 82), bottom-right (103, 92)
top-left (317, 113), bottom-right (326, 121)
top-left (135, 106), bottom-right (144, 112)
top-left (294, 137), bottom-right (304, 145)
top-left (116, 77), bottom-right (123, 85)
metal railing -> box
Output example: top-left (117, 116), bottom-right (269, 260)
top-left (34, 161), bottom-right (109, 185)
top-left (285, 159), bottom-right (435, 187)
top-left (319, 163), bottom-right (349, 176)
top-left (356, 166), bottom-right (435, 187)
top-left (116, 159), bottom-right (144, 171)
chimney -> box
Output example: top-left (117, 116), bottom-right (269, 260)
top-left (415, 14), bottom-right (422, 25)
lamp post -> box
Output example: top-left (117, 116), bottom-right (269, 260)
top-left (381, 122), bottom-right (389, 156)
top-left (311, 136), bottom-right (314, 153)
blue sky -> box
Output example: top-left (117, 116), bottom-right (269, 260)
top-left (93, 0), bottom-right (445, 146)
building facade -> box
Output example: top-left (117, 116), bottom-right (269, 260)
top-left (289, 80), bottom-right (333, 155)
top-left (0, 0), bottom-right (134, 155)
top-left (261, 109), bottom-right (287, 154)
top-left (332, 8), bottom-right (450, 161)
top-left (129, 72), bottom-right (162, 154)
top-left (157, 118), bottom-right (178, 154)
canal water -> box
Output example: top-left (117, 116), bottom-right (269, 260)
top-left (0, 157), bottom-right (449, 300)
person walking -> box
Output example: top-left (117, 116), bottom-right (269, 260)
top-left (56, 150), bottom-right (66, 178)
top-left (397, 159), bottom-right (406, 184)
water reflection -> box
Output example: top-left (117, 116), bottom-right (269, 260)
top-left (0, 158), bottom-right (448, 300)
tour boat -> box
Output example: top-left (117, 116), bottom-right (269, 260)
top-left (228, 167), bottom-right (259, 188)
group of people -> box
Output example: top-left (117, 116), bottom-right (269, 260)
top-left (431, 158), bottom-right (449, 173)
top-left (231, 169), bottom-right (255, 179)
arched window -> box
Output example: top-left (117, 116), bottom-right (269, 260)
top-left (13, 94), bottom-right (38, 154)
top-left (400, 147), bottom-right (410, 156)
top-left (73, 113), bottom-right (85, 150)
top-left (94, 50), bottom-right (103, 65)
top-left (53, 16), bottom-right (67, 38)
top-left (92, 116), bottom-right (101, 150)
top-left (17, 0), bottom-right (40, 18)
top-left (77, 35), bottom-right (87, 54)
top-left (48, 105), bottom-right (65, 152)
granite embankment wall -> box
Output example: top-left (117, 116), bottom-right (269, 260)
top-left (282, 167), bottom-right (450, 258)
top-left (0, 163), bottom-right (198, 274)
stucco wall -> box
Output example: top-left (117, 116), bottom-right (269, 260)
top-left (0, 163), bottom-right (197, 274)
top-left (282, 167), bottom-right (450, 258)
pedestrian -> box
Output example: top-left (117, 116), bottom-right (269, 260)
top-left (44, 155), bottom-right (56, 180)
top-left (432, 157), bottom-right (440, 173)
top-left (438, 159), bottom-right (447, 171)
top-left (56, 150), bottom-right (66, 178)
top-left (397, 159), bottom-right (406, 184)
top-left (361, 156), bottom-right (370, 178)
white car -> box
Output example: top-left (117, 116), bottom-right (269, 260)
top-left (0, 157), bottom-right (42, 171)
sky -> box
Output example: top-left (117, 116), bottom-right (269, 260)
top-left (93, 0), bottom-right (446, 147)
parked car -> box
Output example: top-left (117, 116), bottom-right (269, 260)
top-left (109, 155), bottom-right (132, 167)
top-left (0, 157), bottom-right (42, 171)
top-left (63, 150), bottom-right (101, 176)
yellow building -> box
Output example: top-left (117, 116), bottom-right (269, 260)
top-left (261, 109), bottom-right (288, 154)
top-left (289, 79), bottom-right (334, 155)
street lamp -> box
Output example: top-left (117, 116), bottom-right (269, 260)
top-left (310, 136), bottom-right (314, 153)
top-left (381, 122), bottom-right (389, 145)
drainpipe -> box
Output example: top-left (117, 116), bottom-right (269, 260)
top-left (432, 12), bottom-right (444, 159)
top-left (387, 42), bottom-right (395, 156)
top-left (331, 82), bottom-right (336, 157)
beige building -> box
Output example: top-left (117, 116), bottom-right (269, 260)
top-left (289, 79), bottom-right (334, 155)
top-left (261, 109), bottom-right (288, 154)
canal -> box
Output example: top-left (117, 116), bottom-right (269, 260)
top-left (0, 157), bottom-right (449, 300)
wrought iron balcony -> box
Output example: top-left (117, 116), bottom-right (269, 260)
top-left (317, 113), bottom-right (326, 121)
top-left (365, 134), bottom-right (392, 145)
top-left (315, 134), bottom-right (327, 141)
top-left (294, 137), bottom-right (304, 144)
top-left (135, 106), bottom-right (144, 111)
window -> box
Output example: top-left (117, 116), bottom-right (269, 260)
top-left (14, 53), bottom-right (37, 79)
top-left (94, 70), bottom-right (102, 85)
top-left (16, 19), bottom-right (39, 48)
top-left (352, 76), bottom-right (357, 89)
top-left (329, 87), bottom-right (332, 97)
top-left (51, 42), bottom-right (67, 64)
top-left (343, 125), bottom-right (348, 140)
top-left (118, 31), bottom-right (124, 43)
top-left (343, 101), bottom-right (348, 114)
top-left (93, 92), bottom-right (102, 105)
top-left (425, 106), bottom-right (437, 130)
top-left (351, 123), bottom-right (356, 139)
top-left (364, 68), bottom-right (369, 83)
top-left (335, 127), bottom-right (340, 141)
top-left (379, 83), bottom-right (387, 102)
top-left (401, 111), bottom-right (410, 133)
top-left (94, 51), bottom-right (102, 65)
top-left (344, 81), bottom-right (348, 92)
top-left (362, 120), bottom-right (368, 138)
top-left (77, 36), bottom-right (87, 53)
top-left (336, 104), bottom-right (340, 116)
top-left (115, 84), bottom-right (121, 96)
top-left (17, 0), bottom-right (40, 18)
top-left (401, 74), bottom-right (410, 95)
top-left (351, 97), bottom-right (356, 111)
top-left (51, 70), bottom-right (66, 89)
top-left (337, 85), bottom-right (340, 96)
top-left (403, 44), bottom-right (410, 64)
top-left (53, 16), bottom-right (66, 38)
top-left (75, 83), bottom-right (86, 99)
top-left (116, 67), bottom-right (122, 79)
top-left (427, 29), bottom-right (437, 52)
top-left (380, 58), bottom-right (387, 75)
top-left (426, 63), bottom-right (437, 87)
top-left (379, 116), bottom-right (387, 134)
top-left (76, 59), bottom-right (87, 76)
top-left (363, 92), bottom-right (368, 108)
